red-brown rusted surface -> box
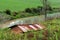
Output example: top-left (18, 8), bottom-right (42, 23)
top-left (10, 24), bottom-right (45, 34)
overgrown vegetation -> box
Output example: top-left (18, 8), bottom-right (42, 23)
top-left (0, 19), bottom-right (60, 40)
top-left (0, 0), bottom-right (60, 40)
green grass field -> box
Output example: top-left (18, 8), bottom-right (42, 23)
top-left (0, 0), bottom-right (42, 11)
top-left (0, 0), bottom-right (60, 11)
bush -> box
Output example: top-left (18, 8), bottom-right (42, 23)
top-left (5, 9), bottom-right (11, 15)
top-left (25, 8), bottom-right (32, 13)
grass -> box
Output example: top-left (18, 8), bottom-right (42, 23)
top-left (48, 0), bottom-right (60, 8)
top-left (0, 0), bottom-right (60, 11)
top-left (0, 18), bottom-right (60, 40)
top-left (0, 0), bottom-right (42, 11)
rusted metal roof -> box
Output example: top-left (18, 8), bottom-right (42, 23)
top-left (10, 24), bottom-right (45, 33)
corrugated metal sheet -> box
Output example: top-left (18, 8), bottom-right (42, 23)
top-left (10, 24), bottom-right (45, 33)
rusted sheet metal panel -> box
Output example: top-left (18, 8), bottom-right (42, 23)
top-left (10, 24), bottom-right (45, 33)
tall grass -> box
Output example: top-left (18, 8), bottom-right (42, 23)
top-left (0, 19), bottom-right (60, 40)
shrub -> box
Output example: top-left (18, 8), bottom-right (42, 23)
top-left (5, 9), bottom-right (11, 15)
top-left (25, 8), bottom-right (32, 13)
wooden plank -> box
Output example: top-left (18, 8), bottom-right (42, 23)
top-left (29, 25), bottom-right (38, 30)
top-left (34, 24), bottom-right (43, 29)
top-left (18, 26), bottom-right (27, 32)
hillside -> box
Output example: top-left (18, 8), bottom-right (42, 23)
top-left (0, 0), bottom-right (42, 11)
top-left (0, 0), bottom-right (60, 11)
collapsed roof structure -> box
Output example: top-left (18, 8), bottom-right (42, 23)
top-left (9, 24), bottom-right (45, 34)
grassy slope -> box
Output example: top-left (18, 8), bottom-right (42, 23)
top-left (48, 0), bottom-right (60, 8)
top-left (0, 0), bottom-right (60, 11)
top-left (0, 0), bottom-right (42, 11)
